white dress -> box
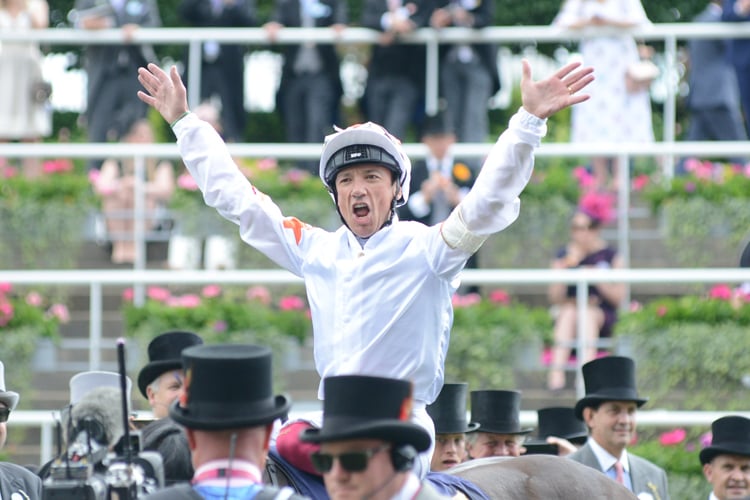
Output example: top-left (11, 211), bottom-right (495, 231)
top-left (553, 0), bottom-right (653, 144)
top-left (0, 0), bottom-right (51, 139)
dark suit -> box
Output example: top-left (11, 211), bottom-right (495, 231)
top-left (0, 462), bottom-right (42, 500)
top-left (429, 0), bottom-right (499, 143)
top-left (722, 0), bottom-right (750, 131)
top-left (180, 0), bottom-right (257, 142)
top-left (687, 3), bottom-right (748, 145)
top-left (399, 156), bottom-right (476, 225)
top-left (271, 0), bottom-right (347, 173)
top-left (73, 0), bottom-right (161, 169)
top-left (361, 0), bottom-right (432, 139)
top-left (569, 441), bottom-right (670, 500)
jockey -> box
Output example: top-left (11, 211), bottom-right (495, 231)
top-left (136, 58), bottom-right (594, 479)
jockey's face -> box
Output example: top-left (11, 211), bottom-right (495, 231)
top-left (584, 401), bottom-right (637, 457)
top-left (431, 433), bottom-right (467, 471)
top-left (703, 454), bottom-right (750, 500)
top-left (319, 438), bottom-right (403, 500)
top-left (467, 431), bottom-right (523, 458)
top-left (334, 165), bottom-right (400, 238)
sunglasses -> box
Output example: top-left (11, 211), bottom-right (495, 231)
top-left (0, 408), bottom-right (9, 423)
top-left (310, 444), bottom-right (389, 474)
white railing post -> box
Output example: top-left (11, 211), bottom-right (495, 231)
top-left (89, 281), bottom-right (102, 370)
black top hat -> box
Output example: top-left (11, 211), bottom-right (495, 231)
top-left (533, 407), bottom-right (588, 445)
top-left (574, 356), bottom-right (648, 420)
top-left (700, 416), bottom-right (750, 465)
top-left (427, 383), bottom-right (479, 434)
top-left (421, 109), bottom-right (455, 137)
top-left (169, 344), bottom-right (290, 430)
top-left (138, 331), bottom-right (204, 398)
top-left (300, 375), bottom-right (431, 452)
top-left (468, 390), bottom-right (533, 435)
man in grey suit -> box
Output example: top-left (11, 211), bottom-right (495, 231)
top-left (722, 0), bottom-right (750, 132)
top-left (700, 416), bottom-right (750, 500)
top-left (569, 356), bottom-right (670, 499)
top-left (687, 0), bottom-right (748, 156)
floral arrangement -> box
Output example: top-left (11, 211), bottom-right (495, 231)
top-left (0, 283), bottom-right (69, 339)
top-left (642, 158), bottom-right (750, 212)
top-left (614, 286), bottom-right (750, 410)
top-left (122, 284), bottom-right (311, 344)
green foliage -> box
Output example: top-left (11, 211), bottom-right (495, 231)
top-left (616, 294), bottom-right (750, 410)
top-left (446, 294), bottom-right (553, 389)
top-left (122, 287), bottom-right (310, 345)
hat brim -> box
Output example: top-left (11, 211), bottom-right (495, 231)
top-left (0, 391), bottom-right (19, 411)
top-left (467, 424), bottom-right (534, 435)
top-left (299, 420), bottom-right (431, 452)
top-left (138, 360), bottom-right (183, 399)
top-left (169, 394), bottom-right (291, 430)
top-left (574, 395), bottom-right (648, 420)
top-left (435, 422), bottom-right (480, 435)
top-left (700, 444), bottom-right (750, 465)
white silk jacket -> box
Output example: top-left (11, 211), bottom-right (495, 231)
top-left (173, 108), bottom-right (546, 404)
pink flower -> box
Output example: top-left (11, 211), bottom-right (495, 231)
top-left (656, 305), bottom-right (667, 317)
top-left (452, 293), bottom-right (482, 308)
top-left (573, 166), bottom-right (596, 190)
top-left (0, 300), bottom-right (13, 326)
top-left (48, 303), bottom-right (70, 323)
top-left (178, 294), bottom-right (201, 308)
top-left (683, 157), bottom-right (701, 173)
top-left (177, 172), bottom-right (199, 191)
top-left (2, 166), bottom-right (18, 179)
top-left (246, 286), bottom-right (271, 305)
top-left (25, 292), bottom-right (43, 307)
top-left (146, 286), bottom-right (171, 302)
top-left (283, 168), bottom-right (308, 186)
top-left (0, 283), bottom-right (12, 294)
top-left (743, 163), bottom-right (750, 178)
top-left (659, 428), bottom-right (686, 446)
top-left (631, 174), bottom-right (650, 192)
top-left (257, 158), bottom-right (278, 171)
top-left (684, 181), bottom-right (696, 193)
top-left (122, 288), bottom-right (134, 302)
top-left (213, 320), bottom-right (227, 332)
top-left (42, 159), bottom-right (73, 174)
top-left (709, 284), bottom-right (732, 300)
top-left (201, 285), bottom-right (222, 298)
top-left (279, 295), bottom-right (305, 311)
top-left (700, 431), bottom-right (713, 448)
top-left (694, 161), bottom-right (714, 180)
top-left (488, 289), bottom-right (510, 305)
top-left (629, 300), bottom-right (642, 312)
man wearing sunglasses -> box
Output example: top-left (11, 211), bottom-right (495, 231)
top-left (0, 361), bottom-right (43, 499)
top-left (300, 375), bottom-right (448, 499)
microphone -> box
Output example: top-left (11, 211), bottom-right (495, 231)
top-left (67, 386), bottom-right (127, 463)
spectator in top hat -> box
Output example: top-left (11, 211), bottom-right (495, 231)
top-left (144, 344), bottom-right (306, 500)
top-left (426, 382), bottom-right (477, 471)
top-left (0, 360), bottom-right (40, 500)
top-left (525, 406), bottom-right (588, 456)
top-left (465, 390), bottom-right (532, 459)
top-left (700, 415), bottom-right (750, 500)
top-left (569, 356), bottom-right (670, 498)
top-left (300, 375), bottom-right (447, 500)
top-left (0, 361), bottom-right (19, 451)
top-left (137, 330), bottom-right (204, 419)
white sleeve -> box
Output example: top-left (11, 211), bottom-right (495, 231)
top-left (172, 113), bottom-right (306, 275)
top-left (455, 107), bottom-right (546, 236)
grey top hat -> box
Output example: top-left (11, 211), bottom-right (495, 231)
top-left (468, 390), bottom-right (533, 435)
top-left (427, 383), bottom-right (479, 434)
top-left (574, 356), bottom-right (648, 420)
top-left (700, 416), bottom-right (750, 465)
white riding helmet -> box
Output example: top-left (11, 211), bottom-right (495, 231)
top-left (319, 122), bottom-right (412, 207)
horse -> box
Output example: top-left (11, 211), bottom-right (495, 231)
top-left (263, 449), bottom-right (636, 499)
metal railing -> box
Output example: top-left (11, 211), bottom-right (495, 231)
top-left (5, 266), bottom-right (750, 463)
